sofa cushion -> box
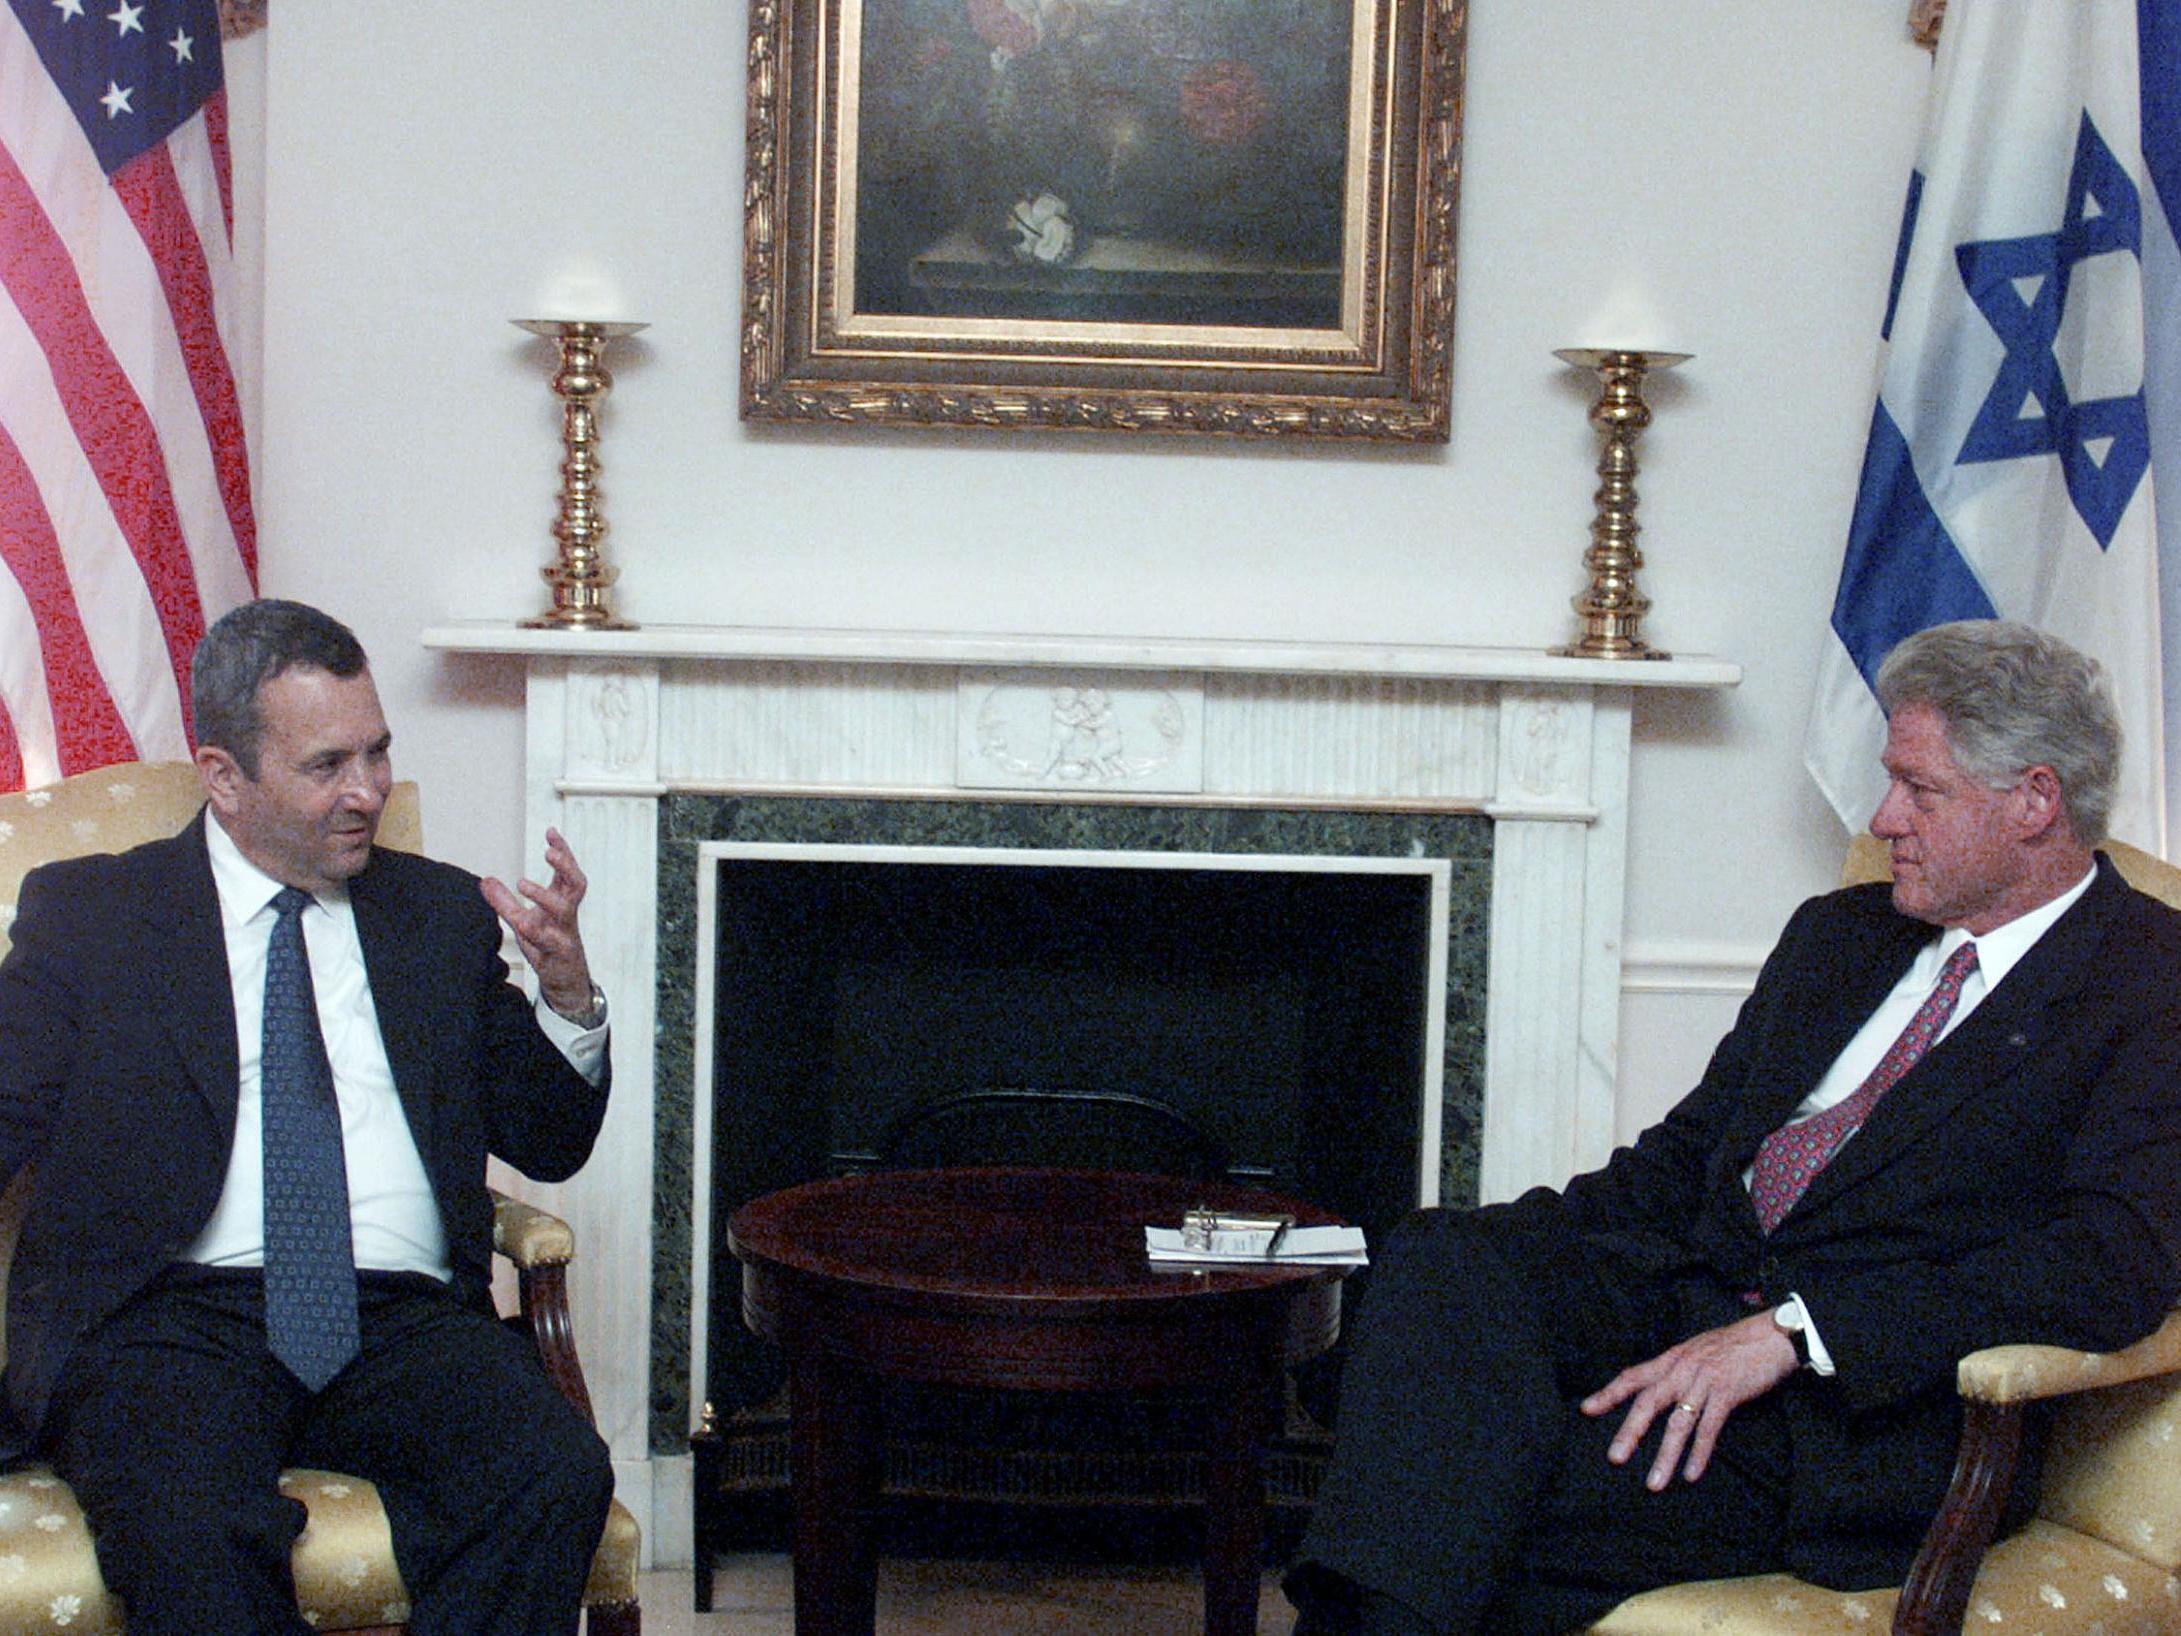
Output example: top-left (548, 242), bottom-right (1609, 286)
top-left (0, 1464), bottom-right (638, 1633)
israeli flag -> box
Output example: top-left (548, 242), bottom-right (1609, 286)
top-left (1805, 0), bottom-right (2179, 850)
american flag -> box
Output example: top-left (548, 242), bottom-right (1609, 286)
top-left (1, 0), bottom-right (255, 793)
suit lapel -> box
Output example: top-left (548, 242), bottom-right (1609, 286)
top-left (1786, 858), bottom-right (2118, 1219)
top-left (1719, 902), bottom-right (1931, 1169)
top-left (142, 815), bottom-right (243, 1131)
top-left (347, 857), bottom-right (443, 1165)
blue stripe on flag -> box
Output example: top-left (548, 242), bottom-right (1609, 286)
top-left (2146, 0), bottom-right (2180, 216)
top-left (1881, 170), bottom-right (1924, 342)
top-left (1830, 399), bottom-right (1998, 687)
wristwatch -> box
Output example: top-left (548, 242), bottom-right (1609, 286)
top-left (1773, 1301), bottom-right (1813, 1369)
top-left (555, 982), bottom-right (609, 1030)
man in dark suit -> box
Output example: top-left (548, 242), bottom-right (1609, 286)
top-left (0, 600), bottom-right (616, 1635)
top-left (1286, 620), bottom-right (2181, 1635)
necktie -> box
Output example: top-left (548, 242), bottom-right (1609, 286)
top-left (1749, 941), bottom-right (1980, 1235)
top-left (261, 886), bottom-right (361, 1391)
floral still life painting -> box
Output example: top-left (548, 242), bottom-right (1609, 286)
top-left (741, 0), bottom-right (1466, 440)
top-left (853, 0), bottom-right (1355, 329)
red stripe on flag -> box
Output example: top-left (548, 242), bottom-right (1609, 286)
top-left (0, 140), bottom-right (207, 737)
top-left (113, 143), bottom-right (257, 578)
top-left (203, 85), bottom-right (234, 247)
top-left (0, 695), bottom-right (21, 794)
top-left (0, 422), bottom-right (138, 780)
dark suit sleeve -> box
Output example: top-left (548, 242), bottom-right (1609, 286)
top-left (0, 864), bottom-right (82, 1187)
top-left (450, 882), bottom-right (609, 1183)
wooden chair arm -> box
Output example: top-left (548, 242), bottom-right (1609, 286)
top-left (1893, 1397), bottom-right (2022, 1636)
top-left (1892, 1309), bottom-right (2181, 1636)
top-left (489, 1189), bottom-right (595, 1427)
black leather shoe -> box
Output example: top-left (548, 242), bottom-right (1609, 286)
top-left (1285, 1563), bottom-right (1358, 1634)
top-left (1287, 1566), bottom-right (1438, 1635)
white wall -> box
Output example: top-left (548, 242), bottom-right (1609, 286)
top-left (254, 1), bottom-right (1930, 1132)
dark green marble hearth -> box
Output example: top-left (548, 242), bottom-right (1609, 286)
top-left (651, 794), bottom-right (1491, 1454)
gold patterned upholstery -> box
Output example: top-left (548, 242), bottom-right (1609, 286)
top-left (0, 762), bottom-right (640, 1635)
top-left (1591, 838), bottom-right (2181, 1636)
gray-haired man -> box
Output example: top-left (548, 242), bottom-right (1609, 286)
top-left (1289, 621), bottom-right (2181, 1634)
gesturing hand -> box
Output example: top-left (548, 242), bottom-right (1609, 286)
top-left (480, 827), bottom-right (596, 1021)
top-left (1580, 1310), bottom-right (1800, 1490)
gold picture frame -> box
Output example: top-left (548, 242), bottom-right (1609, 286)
top-left (741, 0), bottom-right (1467, 442)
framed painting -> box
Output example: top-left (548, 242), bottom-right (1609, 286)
top-left (741, 0), bottom-right (1468, 441)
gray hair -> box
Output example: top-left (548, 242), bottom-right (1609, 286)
top-left (191, 600), bottom-right (369, 778)
top-left (1874, 619), bottom-right (2120, 844)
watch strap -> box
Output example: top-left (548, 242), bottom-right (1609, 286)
top-left (556, 982), bottom-right (609, 1030)
top-left (1774, 1302), bottom-right (1813, 1369)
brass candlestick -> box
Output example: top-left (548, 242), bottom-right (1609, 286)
top-left (1551, 347), bottom-right (1690, 661)
top-left (513, 318), bottom-right (647, 631)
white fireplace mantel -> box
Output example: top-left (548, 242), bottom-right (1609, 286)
top-left (423, 620), bottom-right (1742, 688)
top-left (421, 620), bottom-right (1739, 1557)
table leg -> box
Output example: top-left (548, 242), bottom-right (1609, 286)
top-left (690, 1412), bottom-right (720, 1612)
top-left (787, 1345), bottom-right (884, 1636)
top-left (1202, 1358), bottom-right (1278, 1636)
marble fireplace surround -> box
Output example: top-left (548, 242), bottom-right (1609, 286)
top-left (420, 622), bottom-right (1739, 1561)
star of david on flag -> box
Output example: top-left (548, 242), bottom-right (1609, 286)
top-left (1806, 0), bottom-right (2179, 850)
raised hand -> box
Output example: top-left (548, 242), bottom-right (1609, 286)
top-left (480, 826), bottom-right (597, 1022)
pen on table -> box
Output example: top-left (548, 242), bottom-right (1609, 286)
top-left (1265, 1220), bottom-right (1291, 1259)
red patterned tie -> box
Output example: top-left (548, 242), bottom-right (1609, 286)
top-left (1749, 942), bottom-right (1980, 1235)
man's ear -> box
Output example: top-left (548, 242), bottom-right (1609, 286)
top-left (2015, 764), bottom-right (2067, 840)
top-left (195, 744), bottom-right (246, 815)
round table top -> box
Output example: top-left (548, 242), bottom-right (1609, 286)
top-left (730, 1167), bottom-right (1350, 1392)
top-left (728, 1166), bottom-right (1348, 1312)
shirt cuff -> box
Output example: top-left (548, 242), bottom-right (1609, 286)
top-left (534, 992), bottom-right (609, 1085)
top-left (1782, 1292), bottom-right (1837, 1376)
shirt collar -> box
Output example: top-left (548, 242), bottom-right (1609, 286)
top-left (204, 807), bottom-right (347, 928)
top-left (1935, 859), bottom-right (2098, 992)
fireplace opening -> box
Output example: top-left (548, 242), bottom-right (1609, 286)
top-left (693, 843), bottom-right (1445, 1560)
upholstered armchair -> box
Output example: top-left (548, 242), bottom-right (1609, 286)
top-left (1590, 837), bottom-right (2181, 1636)
top-left (0, 762), bottom-right (640, 1635)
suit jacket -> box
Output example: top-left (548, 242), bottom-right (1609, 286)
top-left (0, 812), bottom-right (612, 1447)
top-left (1493, 854), bottom-right (2181, 1587)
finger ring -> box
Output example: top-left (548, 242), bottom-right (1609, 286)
top-left (1674, 1401), bottom-right (1699, 1417)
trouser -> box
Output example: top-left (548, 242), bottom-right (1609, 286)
top-left (42, 1265), bottom-right (614, 1636)
top-left (1290, 1209), bottom-right (1792, 1635)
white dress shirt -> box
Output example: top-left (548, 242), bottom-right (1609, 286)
top-left (186, 813), bottom-right (607, 1279)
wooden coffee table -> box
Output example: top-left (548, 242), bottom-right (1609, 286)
top-left (728, 1167), bottom-right (1350, 1636)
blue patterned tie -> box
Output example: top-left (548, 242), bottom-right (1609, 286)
top-left (261, 887), bottom-right (360, 1391)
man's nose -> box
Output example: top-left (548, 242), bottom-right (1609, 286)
top-left (1869, 787), bottom-right (1907, 837)
top-left (339, 765), bottom-right (387, 810)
